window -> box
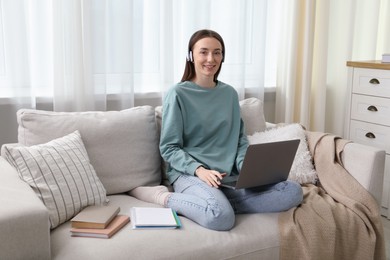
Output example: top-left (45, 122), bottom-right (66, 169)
top-left (0, 0), bottom-right (280, 100)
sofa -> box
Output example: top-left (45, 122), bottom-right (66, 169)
top-left (0, 98), bottom-right (385, 260)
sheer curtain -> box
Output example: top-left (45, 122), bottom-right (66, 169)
top-left (274, 0), bottom-right (390, 135)
top-left (0, 0), bottom-right (270, 112)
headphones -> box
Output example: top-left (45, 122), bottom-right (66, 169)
top-left (186, 50), bottom-right (224, 63)
top-left (186, 51), bottom-right (193, 62)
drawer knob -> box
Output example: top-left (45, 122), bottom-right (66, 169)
top-left (369, 78), bottom-right (380, 84)
top-left (365, 132), bottom-right (376, 139)
top-left (367, 105), bottom-right (378, 112)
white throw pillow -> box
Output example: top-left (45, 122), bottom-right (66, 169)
top-left (247, 124), bottom-right (317, 184)
top-left (2, 131), bottom-right (107, 229)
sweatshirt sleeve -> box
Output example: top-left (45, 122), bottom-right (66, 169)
top-left (159, 92), bottom-right (203, 175)
top-left (235, 118), bottom-right (249, 172)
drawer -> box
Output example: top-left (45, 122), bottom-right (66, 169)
top-left (351, 94), bottom-right (390, 126)
top-left (349, 120), bottom-right (390, 154)
top-left (353, 68), bottom-right (390, 98)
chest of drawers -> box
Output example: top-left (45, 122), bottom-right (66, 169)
top-left (345, 60), bottom-right (390, 217)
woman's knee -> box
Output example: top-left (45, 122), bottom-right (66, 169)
top-left (201, 203), bottom-right (235, 231)
top-left (282, 180), bottom-right (303, 209)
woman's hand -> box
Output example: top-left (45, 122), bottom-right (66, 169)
top-left (195, 166), bottom-right (226, 188)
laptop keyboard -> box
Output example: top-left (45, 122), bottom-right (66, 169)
top-left (222, 181), bottom-right (237, 187)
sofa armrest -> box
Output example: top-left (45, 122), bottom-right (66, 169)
top-left (262, 123), bottom-right (385, 204)
top-left (341, 143), bottom-right (386, 205)
top-left (0, 156), bottom-right (51, 260)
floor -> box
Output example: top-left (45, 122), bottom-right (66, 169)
top-left (382, 217), bottom-right (390, 259)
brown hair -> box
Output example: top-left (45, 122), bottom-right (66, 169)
top-left (181, 29), bottom-right (225, 83)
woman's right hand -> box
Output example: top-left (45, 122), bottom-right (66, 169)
top-left (195, 166), bottom-right (226, 188)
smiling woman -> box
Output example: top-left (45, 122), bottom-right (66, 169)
top-left (181, 30), bottom-right (225, 87)
top-left (129, 29), bottom-right (303, 231)
top-left (191, 39), bottom-right (223, 86)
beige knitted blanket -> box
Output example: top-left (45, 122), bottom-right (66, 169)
top-left (279, 131), bottom-right (386, 260)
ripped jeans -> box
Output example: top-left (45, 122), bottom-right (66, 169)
top-left (166, 175), bottom-right (303, 231)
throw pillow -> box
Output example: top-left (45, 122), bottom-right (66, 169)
top-left (2, 131), bottom-right (107, 229)
top-left (247, 124), bottom-right (317, 184)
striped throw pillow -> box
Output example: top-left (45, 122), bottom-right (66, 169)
top-left (3, 131), bottom-right (107, 229)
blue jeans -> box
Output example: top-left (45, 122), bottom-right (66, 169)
top-left (167, 175), bottom-right (303, 231)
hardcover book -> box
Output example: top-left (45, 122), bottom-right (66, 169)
top-left (71, 215), bottom-right (130, 238)
top-left (71, 205), bottom-right (120, 229)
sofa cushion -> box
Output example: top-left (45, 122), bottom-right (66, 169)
top-left (50, 194), bottom-right (280, 259)
top-left (17, 106), bottom-right (161, 195)
top-left (247, 123), bottom-right (317, 184)
top-left (2, 131), bottom-right (107, 229)
top-left (239, 97), bottom-right (267, 135)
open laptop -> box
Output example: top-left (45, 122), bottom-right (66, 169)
top-left (220, 139), bottom-right (300, 190)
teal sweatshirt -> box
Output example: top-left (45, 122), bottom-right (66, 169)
top-left (159, 81), bottom-right (249, 184)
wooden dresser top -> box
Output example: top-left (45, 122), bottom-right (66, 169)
top-left (347, 60), bottom-right (390, 70)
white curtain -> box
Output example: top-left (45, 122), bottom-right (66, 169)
top-left (274, 0), bottom-right (390, 135)
top-left (0, 0), bottom-right (269, 112)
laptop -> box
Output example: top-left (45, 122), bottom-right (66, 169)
top-left (220, 139), bottom-right (300, 190)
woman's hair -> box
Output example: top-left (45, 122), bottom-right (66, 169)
top-left (181, 29), bottom-right (225, 83)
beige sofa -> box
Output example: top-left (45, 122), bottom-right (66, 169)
top-left (0, 98), bottom-right (385, 260)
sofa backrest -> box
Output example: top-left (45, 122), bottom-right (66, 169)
top-left (16, 106), bottom-right (161, 195)
top-left (14, 98), bottom-right (266, 194)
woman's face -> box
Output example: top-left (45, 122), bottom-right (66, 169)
top-left (192, 37), bottom-right (223, 80)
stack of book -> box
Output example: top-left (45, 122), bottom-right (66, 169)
top-left (70, 205), bottom-right (129, 238)
top-left (382, 53), bottom-right (390, 63)
top-left (130, 207), bottom-right (181, 229)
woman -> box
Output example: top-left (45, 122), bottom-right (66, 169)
top-left (130, 29), bottom-right (303, 231)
